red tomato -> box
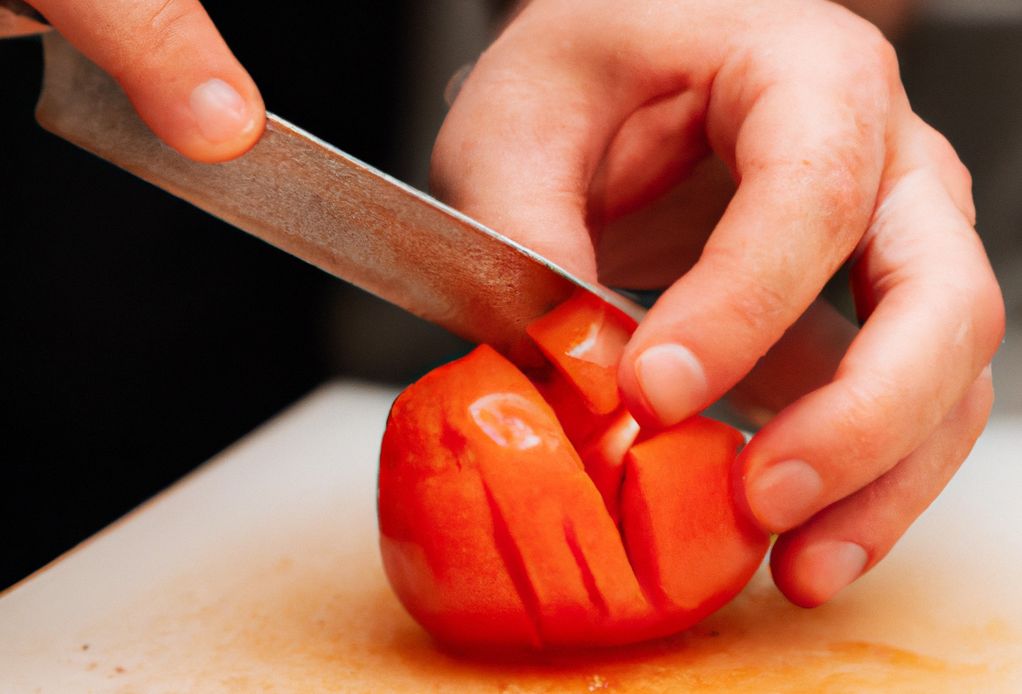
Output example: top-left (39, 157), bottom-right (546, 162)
top-left (526, 290), bottom-right (635, 415)
top-left (378, 292), bottom-right (769, 649)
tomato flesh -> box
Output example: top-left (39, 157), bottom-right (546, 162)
top-left (526, 291), bottom-right (634, 415)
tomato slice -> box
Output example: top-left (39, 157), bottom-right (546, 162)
top-left (620, 417), bottom-right (769, 630)
top-left (532, 368), bottom-right (620, 449)
top-left (526, 290), bottom-right (636, 415)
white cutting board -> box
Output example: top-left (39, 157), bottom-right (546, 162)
top-left (1, 382), bottom-right (1020, 693)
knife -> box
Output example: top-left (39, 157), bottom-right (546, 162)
top-left (0, 3), bottom-right (644, 366)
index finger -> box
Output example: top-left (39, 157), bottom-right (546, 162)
top-left (618, 13), bottom-right (894, 427)
top-left (32, 0), bottom-right (264, 162)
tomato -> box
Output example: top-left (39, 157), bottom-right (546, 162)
top-left (525, 290), bottom-right (634, 416)
top-left (378, 292), bottom-right (769, 649)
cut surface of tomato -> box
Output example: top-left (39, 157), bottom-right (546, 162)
top-left (526, 290), bottom-right (636, 415)
top-left (620, 418), bottom-right (770, 629)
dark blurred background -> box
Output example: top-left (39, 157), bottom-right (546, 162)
top-left (2, 1), bottom-right (1020, 589)
top-left (0, 1), bottom-right (492, 588)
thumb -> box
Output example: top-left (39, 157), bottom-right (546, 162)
top-left (33, 0), bottom-right (264, 162)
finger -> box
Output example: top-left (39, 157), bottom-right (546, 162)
top-left (595, 156), bottom-right (734, 290)
top-left (884, 113), bottom-right (976, 227)
top-left (739, 128), bottom-right (1005, 534)
top-left (32, 0), bottom-right (264, 162)
top-left (586, 89), bottom-right (711, 227)
top-left (726, 299), bottom-right (857, 428)
top-left (618, 18), bottom-right (894, 428)
top-left (770, 366), bottom-right (994, 607)
top-left (854, 113), bottom-right (977, 318)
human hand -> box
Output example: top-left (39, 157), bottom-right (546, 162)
top-left (431, 0), bottom-right (1004, 606)
top-left (26, 0), bottom-right (264, 162)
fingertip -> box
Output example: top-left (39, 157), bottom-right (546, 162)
top-left (186, 77), bottom-right (264, 155)
top-left (771, 536), bottom-right (868, 608)
top-left (620, 342), bottom-right (708, 429)
top-left (141, 72), bottom-right (265, 163)
top-left (743, 458), bottom-right (823, 533)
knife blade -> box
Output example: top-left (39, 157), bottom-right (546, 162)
top-left (15, 24), bottom-right (644, 365)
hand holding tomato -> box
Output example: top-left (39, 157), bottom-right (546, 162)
top-left (431, 0), bottom-right (1004, 607)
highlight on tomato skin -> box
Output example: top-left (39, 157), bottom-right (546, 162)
top-left (377, 291), bottom-right (770, 650)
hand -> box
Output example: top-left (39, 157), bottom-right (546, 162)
top-left (431, 0), bottom-right (1004, 606)
top-left (28, 0), bottom-right (264, 162)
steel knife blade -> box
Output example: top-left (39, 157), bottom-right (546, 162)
top-left (20, 27), bottom-right (644, 365)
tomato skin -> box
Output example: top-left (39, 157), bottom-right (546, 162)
top-left (378, 295), bottom-right (769, 650)
top-left (378, 346), bottom-right (541, 647)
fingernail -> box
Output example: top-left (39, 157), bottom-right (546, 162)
top-left (796, 540), bottom-right (868, 604)
top-left (747, 459), bottom-right (823, 531)
top-left (634, 344), bottom-right (707, 426)
top-left (189, 78), bottom-right (250, 143)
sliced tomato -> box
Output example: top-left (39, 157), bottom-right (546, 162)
top-left (379, 296), bottom-right (769, 650)
top-left (379, 346), bottom-right (540, 647)
top-left (532, 367), bottom-right (620, 449)
top-left (380, 345), bottom-right (652, 648)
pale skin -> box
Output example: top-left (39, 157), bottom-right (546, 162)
top-left (33, 0), bottom-right (1004, 608)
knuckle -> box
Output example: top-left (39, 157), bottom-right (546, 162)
top-left (106, 0), bottom-right (203, 81)
top-left (862, 26), bottom-right (900, 79)
top-left (949, 260), bottom-right (1008, 367)
top-left (924, 126), bottom-right (976, 223)
top-left (114, 0), bottom-right (199, 70)
top-left (702, 245), bottom-right (796, 340)
top-left (732, 280), bottom-right (791, 337)
top-left (830, 378), bottom-right (900, 466)
top-left (835, 16), bottom-right (900, 84)
top-left (784, 139), bottom-right (877, 241)
top-left (934, 133), bottom-right (971, 191)
top-left (146, 0), bottom-right (192, 36)
top-left (953, 161), bottom-right (973, 200)
top-left (963, 375), bottom-right (995, 432)
top-left (744, 134), bottom-right (877, 241)
top-left (918, 118), bottom-right (972, 179)
top-left (814, 142), bottom-right (875, 223)
top-left (973, 274), bottom-right (1007, 358)
top-left (145, 0), bottom-right (195, 54)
